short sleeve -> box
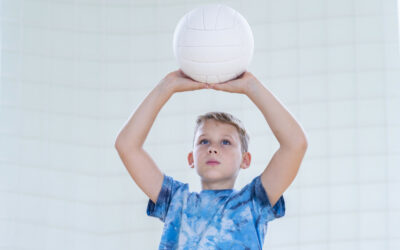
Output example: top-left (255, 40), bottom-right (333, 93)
top-left (146, 173), bottom-right (185, 222)
top-left (249, 175), bottom-right (285, 223)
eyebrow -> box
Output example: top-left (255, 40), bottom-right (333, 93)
top-left (198, 134), bottom-right (234, 140)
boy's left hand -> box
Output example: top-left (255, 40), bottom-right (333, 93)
top-left (208, 71), bottom-right (259, 95)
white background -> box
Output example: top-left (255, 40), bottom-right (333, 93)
top-left (1, 0), bottom-right (399, 249)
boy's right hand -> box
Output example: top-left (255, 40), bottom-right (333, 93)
top-left (160, 69), bottom-right (210, 94)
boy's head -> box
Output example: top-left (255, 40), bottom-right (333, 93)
top-left (192, 112), bottom-right (250, 153)
top-left (187, 112), bottom-right (251, 190)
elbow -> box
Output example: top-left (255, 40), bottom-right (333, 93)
top-left (114, 137), bottom-right (122, 149)
top-left (300, 140), bottom-right (308, 151)
top-left (296, 130), bottom-right (309, 150)
top-left (298, 135), bottom-right (308, 150)
top-left (114, 142), bottom-right (123, 152)
top-left (302, 133), bottom-right (309, 149)
top-left (289, 137), bottom-right (308, 151)
top-left (114, 135), bottom-right (128, 149)
top-left (114, 138), bottom-right (127, 151)
top-left (114, 138), bottom-right (141, 152)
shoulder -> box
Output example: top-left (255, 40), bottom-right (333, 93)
top-left (156, 174), bottom-right (191, 202)
top-left (236, 175), bottom-right (261, 195)
top-left (235, 175), bottom-right (284, 209)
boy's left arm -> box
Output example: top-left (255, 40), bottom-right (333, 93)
top-left (247, 77), bottom-right (308, 207)
top-left (210, 72), bottom-right (308, 207)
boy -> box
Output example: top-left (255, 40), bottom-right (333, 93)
top-left (115, 70), bottom-right (308, 249)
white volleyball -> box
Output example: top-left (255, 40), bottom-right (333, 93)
top-left (173, 4), bottom-right (254, 84)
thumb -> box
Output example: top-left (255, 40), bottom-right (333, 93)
top-left (210, 82), bottom-right (233, 91)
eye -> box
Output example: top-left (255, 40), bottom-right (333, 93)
top-left (222, 139), bottom-right (231, 145)
top-left (199, 139), bottom-right (208, 144)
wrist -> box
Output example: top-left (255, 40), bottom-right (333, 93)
top-left (157, 79), bottom-right (176, 96)
top-left (245, 78), bottom-right (264, 97)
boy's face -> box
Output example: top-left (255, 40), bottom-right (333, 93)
top-left (187, 119), bottom-right (251, 190)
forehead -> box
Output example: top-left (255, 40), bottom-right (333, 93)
top-left (196, 119), bottom-right (239, 138)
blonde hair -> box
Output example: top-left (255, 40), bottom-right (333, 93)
top-left (193, 112), bottom-right (250, 153)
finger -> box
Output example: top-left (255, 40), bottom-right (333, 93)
top-left (196, 82), bottom-right (209, 89)
top-left (211, 82), bottom-right (232, 92)
top-left (209, 83), bottom-right (220, 90)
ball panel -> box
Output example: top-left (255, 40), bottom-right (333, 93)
top-left (203, 4), bottom-right (236, 30)
top-left (188, 74), bottom-right (206, 83)
top-left (235, 13), bottom-right (254, 51)
top-left (178, 27), bottom-right (242, 47)
top-left (215, 5), bottom-right (236, 30)
top-left (180, 57), bottom-right (246, 75)
top-left (177, 46), bottom-right (244, 63)
top-left (186, 4), bottom-right (237, 30)
top-left (186, 8), bottom-right (204, 29)
top-left (189, 72), bottom-right (241, 84)
top-left (172, 14), bottom-right (187, 59)
top-left (202, 4), bottom-right (221, 30)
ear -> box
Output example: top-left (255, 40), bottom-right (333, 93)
top-left (240, 152), bottom-right (251, 170)
top-left (187, 151), bottom-right (194, 168)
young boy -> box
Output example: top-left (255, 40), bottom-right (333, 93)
top-left (115, 70), bottom-right (308, 249)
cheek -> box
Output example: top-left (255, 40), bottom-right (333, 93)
top-left (192, 149), bottom-right (202, 160)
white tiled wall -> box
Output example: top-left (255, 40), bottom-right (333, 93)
top-left (1, 0), bottom-right (399, 249)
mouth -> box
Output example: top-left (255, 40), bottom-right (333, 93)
top-left (206, 160), bottom-right (220, 165)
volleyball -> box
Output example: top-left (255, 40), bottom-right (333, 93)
top-left (172, 4), bottom-right (254, 84)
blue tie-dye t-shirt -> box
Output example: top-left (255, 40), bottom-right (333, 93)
top-left (147, 173), bottom-right (285, 249)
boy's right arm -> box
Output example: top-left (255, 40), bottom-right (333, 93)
top-left (114, 70), bottom-right (209, 203)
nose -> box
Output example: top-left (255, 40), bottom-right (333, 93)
top-left (208, 146), bottom-right (218, 154)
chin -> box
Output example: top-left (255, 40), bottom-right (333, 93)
top-left (199, 171), bottom-right (234, 181)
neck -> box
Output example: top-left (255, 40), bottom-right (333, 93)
top-left (201, 178), bottom-right (235, 190)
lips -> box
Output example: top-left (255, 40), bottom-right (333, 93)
top-left (206, 160), bottom-right (220, 165)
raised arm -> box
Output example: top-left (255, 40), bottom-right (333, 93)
top-left (209, 72), bottom-right (308, 207)
top-left (245, 76), bottom-right (308, 207)
top-left (115, 70), bottom-right (208, 203)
